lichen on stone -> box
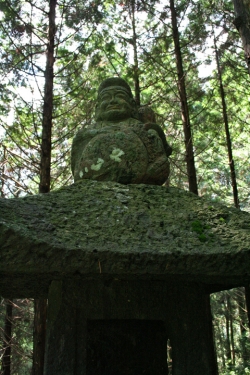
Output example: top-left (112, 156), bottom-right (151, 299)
top-left (110, 148), bottom-right (125, 162)
top-left (91, 158), bottom-right (105, 171)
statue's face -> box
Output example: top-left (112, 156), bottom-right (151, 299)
top-left (95, 86), bottom-right (136, 122)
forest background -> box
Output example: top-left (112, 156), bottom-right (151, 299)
top-left (0, 0), bottom-right (250, 374)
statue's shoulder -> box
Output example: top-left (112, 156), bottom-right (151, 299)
top-left (72, 125), bottom-right (98, 145)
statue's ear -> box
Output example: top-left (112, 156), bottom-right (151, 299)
top-left (95, 102), bottom-right (101, 121)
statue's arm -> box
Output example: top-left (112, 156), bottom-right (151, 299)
top-left (71, 128), bottom-right (93, 177)
top-left (144, 123), bottom-right (172, 157)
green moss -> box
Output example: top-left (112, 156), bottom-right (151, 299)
top-left (191, 220), bottom-right (207, 242)
top-left (198, 234), bottom-right (207, 242)
top-left (191, 220), bottom-right (203, 234)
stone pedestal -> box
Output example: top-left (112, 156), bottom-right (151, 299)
top-left (45, 279), bottom-right (217, 375)
top-left (1, 180), bottom-right (250, 374)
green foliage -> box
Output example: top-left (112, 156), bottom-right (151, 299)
top-left (211, 289), bottom-right (250, 375)
top-left (0, 299), bottom-right (33, 374)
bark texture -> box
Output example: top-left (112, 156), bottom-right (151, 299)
top-left (130, 0), bottom-right (140, 106)
top-left (233, 0), bottom-right (250, 74)
top-left (170, 0), bottom-right (198, 195)
top-left (39, 0), bottom-right (56, 194)
top-left (32, 299), bottom-right (47, 375)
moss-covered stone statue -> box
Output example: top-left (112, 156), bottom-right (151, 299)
top-left (71, 77), bottom-right (172, 185)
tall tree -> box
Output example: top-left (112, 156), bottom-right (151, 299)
top-left (246, 286), bottom-right (250, 329)
top-left (1, 300), bottom-right (13, 375)
top-left (214, 35), bottom-right (240, 209)
top-left (233, 0), bottom-right (250, 74)
top-left (39, 0), bottom-right (56, 194)
top-left (169, 0), bottom-right (198, 195)
top-left (33, 1), bottom-right (56, 373)
top-left (128, 0), bottom-right (141, 105)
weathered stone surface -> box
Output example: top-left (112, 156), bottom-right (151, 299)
top-left (0, 180), bottom-right (250, 296)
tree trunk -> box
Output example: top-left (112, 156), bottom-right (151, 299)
top-left (217, 324), bottom-right (226, 368)
top-left (233, 0), bottom-right (250, 74)
top-left (33, 1), bottom-right (56, 374)
top-left (2, 300), bottom-right (13, 375)
top-left (130, 0), bottom-right (140, 106)
top-left (224, 295), bottom-right (232, 362)
top-left (227, 296), bottom-right (235, 366)
top-left (237, 287), bottom-right (249, 366)
top-left (237, 288), bottom-right (247, 335)
top-left (245, 284), bottom-right (250, 329)
top-left (33, 299), bottom-right (47, 375)
top-left (169, 0), bottom-right (198, 195)
top-left (0, 146), bottom-right (6, 198)
top-left (205, 294), bottom-right (219, 375)
top-left (214, 36), bottom-right (240, 209)
top-left (39, 0), bottom-right (56, 194)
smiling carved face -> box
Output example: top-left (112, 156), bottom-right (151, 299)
top-left (95, 86), bottom-right (136, 122)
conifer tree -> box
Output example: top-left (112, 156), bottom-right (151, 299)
top-left (233, 0), bottom-right (250, 74)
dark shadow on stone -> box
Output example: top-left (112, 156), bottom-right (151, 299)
top-left (86, 319), bottom-right (168, 375)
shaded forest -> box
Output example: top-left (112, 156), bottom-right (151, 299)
top-left (0, 0), bottom-right (250, 374)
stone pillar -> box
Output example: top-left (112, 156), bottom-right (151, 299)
top-left (167, 285), bottom-right (218, 375)
top-left (44, 279), bottom-right (217, 375)
top-left (44, 281), bottom-right (78, 374)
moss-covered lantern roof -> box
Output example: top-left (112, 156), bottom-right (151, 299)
top-left (1, 181), bottom-right (250, 297)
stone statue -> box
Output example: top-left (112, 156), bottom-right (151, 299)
top-left (71, 77), bottom-right (172, 185)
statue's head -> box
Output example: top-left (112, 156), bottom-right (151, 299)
top-left (95, 77), bottom-right (138, 122)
